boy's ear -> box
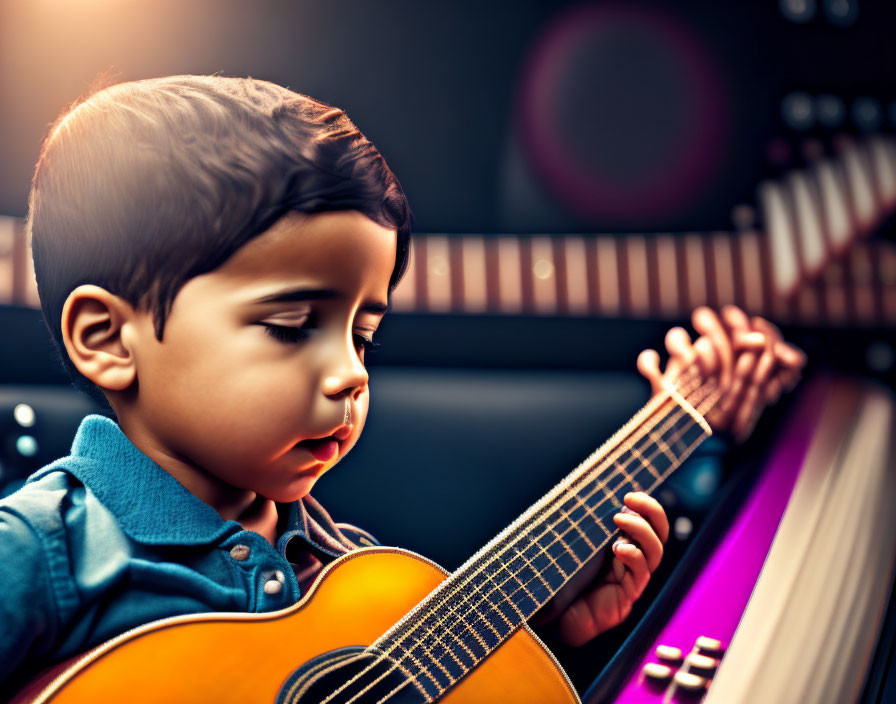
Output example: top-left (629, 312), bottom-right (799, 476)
top-left (61, 285), bottom-right (140, 392)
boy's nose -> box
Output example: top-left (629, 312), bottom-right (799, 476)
top-left (321, 348), bottom-right (368, 399)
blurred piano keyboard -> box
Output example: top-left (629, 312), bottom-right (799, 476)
top-left (583, 375), bottom-right (896, 704)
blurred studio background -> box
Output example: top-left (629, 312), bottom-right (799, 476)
top-left (0, 1), bottom-right (894, 701)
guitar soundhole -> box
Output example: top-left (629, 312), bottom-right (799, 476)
top-left (275, 646), bottom-right (426, 704)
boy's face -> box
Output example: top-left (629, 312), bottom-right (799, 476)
top-left (120, 210), bottom-right (396, 504)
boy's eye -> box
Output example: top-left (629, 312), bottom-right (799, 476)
top-left (260, 323), bottom-right (310, 344)
top-left (353, 333), bottom-right (379, 358)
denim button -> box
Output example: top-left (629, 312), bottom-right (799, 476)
top-left (229, 544), bottom-right (251, 561)
top-left (263, 569), bottom-right (286, 594)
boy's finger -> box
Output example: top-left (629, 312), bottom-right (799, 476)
top-left (692, 307), bottom-right (733, 387)
top-left (732, 383), bottom-right (760, 440)
top-left (612, 543), bottom-right (650, 597)
top-left (665, 327), bottom-right (697, 368)
top-left (775, 340), bottom-right (807, 369)
top-left (694, 336), bottom-right (719, 379)
top-left (732, 331), bottom-right (767, 351)
top-left (637, 349), bottom-right (664, 395)
top-left (623, 492), bottom-right (670, 543)
top-left (751, 317), bottom-right (781, 385)
top-left (753, 343), bottom-right (777, 386)
top-left (763, 376), bottom-right (783, 404)
top-left (613, 512), bottom-right (664, 572)
top-left (721, 304), bottom-right (751, 334)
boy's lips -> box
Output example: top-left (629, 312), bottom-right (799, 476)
top-left (295, 436), bottom-right (340, 462)
top-left (294, 424), bottom-right (353, 463)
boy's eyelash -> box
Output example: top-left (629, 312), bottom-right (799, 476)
top-left (354, 334), bottom-right (380, 353)
top-left (261, 323), bottom-right (310, 344)
top-left (259, 323), bottom-right (380, 353)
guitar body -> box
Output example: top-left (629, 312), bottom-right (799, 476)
top-left (21, 548), bottom-right (579, 704)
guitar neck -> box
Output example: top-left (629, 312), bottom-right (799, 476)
top-left (371, 380), bottom-right (713, 699)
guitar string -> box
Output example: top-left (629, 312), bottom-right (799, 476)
top-left (319, 374), bottom-right (712, 704)
top-left (364, 389), bottom-right (718, 704)
top-left (318, 376), bottom-right (716, 704)
top-left (350, 393), bottom-right (718, 704)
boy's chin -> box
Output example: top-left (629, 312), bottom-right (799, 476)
top-left (265, 475), bottom-right (323, 504)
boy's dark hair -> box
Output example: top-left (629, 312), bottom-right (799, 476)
top-left (27, 75), bottom-right (411, 404)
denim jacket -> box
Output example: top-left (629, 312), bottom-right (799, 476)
top-left (0, 415), bottom-right (376, 692)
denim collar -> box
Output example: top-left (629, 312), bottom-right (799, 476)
top-left (28, 414), bottom-right (306, 546)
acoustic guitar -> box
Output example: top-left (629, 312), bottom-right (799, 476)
top-left (15, 373), bottom-right (717, 704)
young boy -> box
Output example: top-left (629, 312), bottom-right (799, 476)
top-left (0, 75), bottom-right (802, 696)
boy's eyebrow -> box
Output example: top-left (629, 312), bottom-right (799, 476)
top-left (251, 287), bottom-right (389, 314)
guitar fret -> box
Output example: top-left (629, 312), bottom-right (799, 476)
top-left (439, 625), bottom-right (479, 665)
top-left (531, 236), bottom-right (557, 314)
top-left (493, 560), bottom-right (539, 611)
top-left (520, 237), bottom-right (534, 312)
top-left (461, 236), bottom-right (487, 313)
top-left (480, 573), bottom-right (520, 627)
top-left (601, 481), bottom-right (623, 508)
top-left (553, 236), bottom-right (569, 314)
top-left (649, 430), bottom-right (678, 464)
top-left (405, 608), bottom-right (477, 665)
top-left (485, 237), bottom-right (500, 310)
top-left (626, 235), bottom-right (650, 316)
top-left (410, 632), bottom-right (461, 686)
top-left (655, 234), bottom-right (680, 315)
top-left (395, 640), bottom-right (445, 694)
top-left (523, 527), bottom-right (567, 594)
top-left (496, 236), bottom-right (523, 313)
top-left (569, 492), bottom-right (612, 538)
top-left (630, 445), bottom-right (661, 480)
top-left (426, 235), bottom-right (451, 312)
top-left (466, 600), bottom-right (504, 642)
top-left (564, 236), bottom-right (590, 314)
top-left (712, 233), bottom-right (737, 307)
top-left (701, 233), bottom-right (719, 309)
top-left (507, 541), bottom-right (553, 593)
top-left (558, 504), bottom-right (596, 553)
top-left (546, 523), bottom-right (582, 569)
top-left (611, 457), bottom-right (642, 492)
top-left (595, 236), bottom-right (620, 315)
top-left (525, 533), bottom-right (570, 583)
top-left (449, 236), bottom-right (464, 311)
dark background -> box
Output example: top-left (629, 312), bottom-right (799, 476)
top-left (1, 0), bottom-right (894, 234)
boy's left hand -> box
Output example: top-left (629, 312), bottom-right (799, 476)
top-left (533, 491), bottom-right (669, 646)
top-left (534, 306), bottom-right (805, 646)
